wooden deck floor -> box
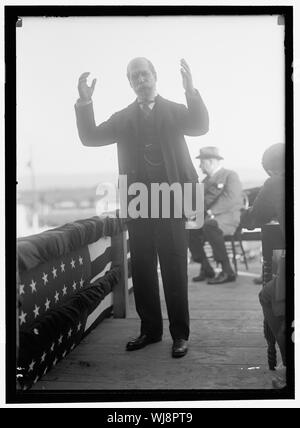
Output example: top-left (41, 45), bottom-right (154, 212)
top-left (32, 259), bottom-right (277, 391)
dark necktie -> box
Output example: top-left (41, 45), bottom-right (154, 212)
top-left (139, 100), bottom-right (154, 118)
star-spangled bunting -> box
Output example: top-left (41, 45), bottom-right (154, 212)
top-left (28, 360), bottom-right (35, 372)
top-left (33, 305), bottom-right (40, 318)
top-left (19, 252), bottom-right (87, 328)
top-left (19, 311), bottom-right (27, 325)
top-left (45, 298), bottom-right (50, 311)
top-left (52, 267), bottom-right (57, 278)
top-left (29, 280), bottom-right (37, 293)
top-left (54, 291), bottom-right (60, 303)
top-left (17, 235), bottom-right (117, 390)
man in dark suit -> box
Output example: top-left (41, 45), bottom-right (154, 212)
top-left (75, 57), bottom-right (209, 357)
top-left (189, 146), bottom-right (243, 284)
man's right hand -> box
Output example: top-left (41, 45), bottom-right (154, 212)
top-left (77, 72), bottom-right (97, 102)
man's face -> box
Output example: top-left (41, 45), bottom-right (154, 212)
top-left (199, 158), bottom-right (211, 176)
top-left (128, 59), bottom-right (157, 99)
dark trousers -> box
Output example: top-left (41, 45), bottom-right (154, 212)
top-left (127, 218), bottom-right (189, 341)
top-left (189, 220), bottom-right (231, 271)
top-left (259, 280), bottom-right (286, 365)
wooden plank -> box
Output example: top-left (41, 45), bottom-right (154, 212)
top-left (30, 256), bottom-right (273, 391)
top-left (34, 360), bottom-right (273, 390)
top-left (74, 318), bottom-right (267, 347)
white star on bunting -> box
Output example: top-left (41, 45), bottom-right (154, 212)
top-left (50, 343), bottom-right (55, 352)
top-left (61, 262), bottom-right (65, 272)
top-left (79, 278), bottom-right (84, 288)
top-left (43, 367), bottom-right (48, 375)
top-left (52, 267), bottom-right (57, 278)
top-left (53, 357), bottom-right (58, 366)
top-left (68, 328), bottom-right (73, 338)
top-left (28, 360), bottom-right (35, 372)
top-left (19, 311), bottom-right (27, 325)
top-left (79, 256), bottom-right (83, 265)
top-left (45, 298), bottom-right (50, 311)
top-left (54, 291), bottom-right (60, 303)
top-left (77, 322), bottom-right (82, 332)
top-left (34, 375), bottom-right (39, 384)
top-left (70, 259), bottom-right (75, 269)
top-left (29, 279), bottom-right (37, 293)
top-left (41, 352), bottom-right (47, 363)
top-left (33, 328), bottom-right (39, 335)
top-left (62, 350), bottom-right (67, 358)
top-left (58, 334), bottom-right (63, 345)
top-left (42, 273), bottom-right (48, 285)
top-left (71, 343), bottom-right (75, 350)
top-left (19, 284), bottom-right (25, 295)
top-left (72, 281), bottom-right (77, 291)
top-left (33, 305), bottom-right (40, 319)
top-left (62, 285), bottom-right (67, 295)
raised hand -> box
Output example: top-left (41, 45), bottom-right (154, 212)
top-left (180, 59), bottom-right (195, 94)
top-left (77, 72), bottom-right (97, 101)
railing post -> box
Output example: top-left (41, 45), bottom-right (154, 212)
top-left (111, 229), bottom-right (129, 318)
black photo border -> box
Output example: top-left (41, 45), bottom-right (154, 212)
top-left (5, 4), bottom-right (294, 405)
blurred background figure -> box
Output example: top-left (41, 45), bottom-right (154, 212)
top-left (242, 142), bottom-right (285, 388)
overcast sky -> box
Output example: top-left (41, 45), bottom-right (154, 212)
top-left (16, 15), bottom-right (284, 187)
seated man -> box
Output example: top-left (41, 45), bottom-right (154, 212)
top-left (189, 146), bottom-right (243, 284)
top-left (242, 143), bottom-right (285, 388)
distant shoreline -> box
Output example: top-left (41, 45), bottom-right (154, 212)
top-left (17, 171), bottom-right (267, 191)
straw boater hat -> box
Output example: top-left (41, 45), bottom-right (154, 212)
top-left (195, 146), bottom-right (224, 160)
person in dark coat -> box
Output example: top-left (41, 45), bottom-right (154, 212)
top-left (189, 147), bottom-right (243, 284)
top-left (242, 142), bottom-right (285, 388)
top-left (75, 57), bottom-right (209, 358)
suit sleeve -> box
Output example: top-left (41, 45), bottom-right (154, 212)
top-left (177, 90), bottom-right (209, 136)
top-left (245, 178), bottom-right (279, 226)
top-left (208, 171), bottom-right (243, 215)
top-left (75, 101), bottom-right (118, 146)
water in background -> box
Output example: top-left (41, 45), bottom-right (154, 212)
top-left (17, 171), bottom-right (265, 237)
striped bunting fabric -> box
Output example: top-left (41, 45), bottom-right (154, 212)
top-left (17, 216), bottom-right (125, 390)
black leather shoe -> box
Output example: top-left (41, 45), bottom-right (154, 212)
top-left (207, 271), bottom-right (236, 284)
top-left (126, 334), bottom-right (162, 351)
top-left (172, 339), bottom-right (188, 358)
top-left (192, 268), bottom-right (215, 282)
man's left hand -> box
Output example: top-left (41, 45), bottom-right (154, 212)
top-left (180, 58), bottom-right (195, 94)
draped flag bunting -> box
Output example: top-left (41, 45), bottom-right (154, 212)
top-left (17, 216), bottom-right (125, 390)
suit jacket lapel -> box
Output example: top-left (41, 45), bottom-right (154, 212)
top-left (153, 95), bottom-right (167, 135)
top-left (126, 99), bottom-right (140, 143)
